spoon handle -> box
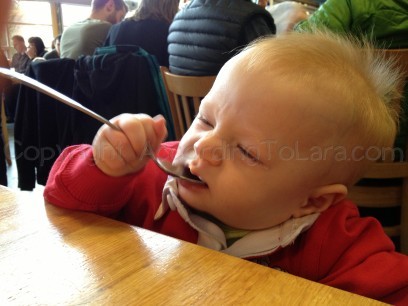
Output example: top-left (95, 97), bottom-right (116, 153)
top-left (0, 68), bottom-right (203, 183)
top-left (0, 67), bottom-right (120, 131)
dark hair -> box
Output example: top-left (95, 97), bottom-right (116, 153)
top-left (28, 36), bottom-right (46, 57)
top-left (51, 34), bottom-right (62, 49)
top-left (92, 0), bottom-right (127, 12)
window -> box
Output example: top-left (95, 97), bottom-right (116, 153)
top-left (61, 3), bottom-right (90, 30)
top-left (2, 0), bottom-right (93, 59)
top-left (4, 1), bottom-right (54, 58)
top-left (1, 0), bottom-right (140, 59)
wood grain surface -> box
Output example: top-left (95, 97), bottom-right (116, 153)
top-left (0, 186), bottom-right (387, 305)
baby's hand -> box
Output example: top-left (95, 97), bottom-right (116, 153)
top-left (92, 113), bottom-right (167, 177)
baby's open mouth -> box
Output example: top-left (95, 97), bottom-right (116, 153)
top-left (182, 165), bottom-right (204, 184)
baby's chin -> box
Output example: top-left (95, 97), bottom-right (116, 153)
top-left (177, 192), bottom-right (232, 228)
top-left (182, 200), bottom-right (222, 224)
top-left (178, 194), bottom-right (263, 230)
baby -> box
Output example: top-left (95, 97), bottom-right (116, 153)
top-left (44, 31), bottom-right (407, 304)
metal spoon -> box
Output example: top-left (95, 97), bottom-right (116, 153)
top-left (0, 67), bottom-right (204, 184)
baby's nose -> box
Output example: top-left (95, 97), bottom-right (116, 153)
top-left (193, 136), bottom-right (225, 166)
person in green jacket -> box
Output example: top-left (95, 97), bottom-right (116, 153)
top-left (295, 0), bottom-right (408, 49)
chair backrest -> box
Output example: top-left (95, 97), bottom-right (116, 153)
top-left (160, 66), bottom-right (216, 140)
top-left (348, 48), bottom-right (408, 254)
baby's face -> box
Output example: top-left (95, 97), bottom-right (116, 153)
top-left (174, 55), bottom-right (336, 230)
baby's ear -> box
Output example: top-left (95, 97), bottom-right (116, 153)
top-left (293, 184), bottom-right (348, 218)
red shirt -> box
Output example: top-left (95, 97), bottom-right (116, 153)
top-left (44, 143), bottom-right (408, 305)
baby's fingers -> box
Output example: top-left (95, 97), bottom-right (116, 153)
top-left (93, 123), bottom-right (132, 176)
top-left (113, 114), bottom-right (167, 168)
top-left (93, 114), bottom-right (167, 176)
top-left (116, 113), bottom-right (165, 147)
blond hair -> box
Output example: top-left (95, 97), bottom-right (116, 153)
top-left (241, 31), bottom-right (403, 185)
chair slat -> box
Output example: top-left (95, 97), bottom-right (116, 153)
top-left (160, 66), bottom-right (216, 140)
top-left (363, 162), bottom-right (408, 178)
top-left (181, 95), bottom-right (193, 128)
top-left (172, 92), bottom-right (184, 136)
top-left (192, 97), bottom-right (200, 115)
top-left (348, 186), bottom-right (401, 207)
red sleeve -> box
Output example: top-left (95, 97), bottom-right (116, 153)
top-left (44, 145), bottom-right (140, 217)
top-left (44, 143), bottom-right (178, 226)
top-left (303, 201), bottom-right (408, 305)
top-left (44, 143), bottom-right (198, 242)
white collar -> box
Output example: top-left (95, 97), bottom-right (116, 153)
top-left (155, 177), bottom-right (319, 258)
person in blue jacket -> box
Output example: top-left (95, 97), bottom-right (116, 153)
top-left (104, 0), bottom-right (179, 67)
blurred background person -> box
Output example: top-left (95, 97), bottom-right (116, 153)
top-left (26, 36), bottom-right (47, 60)
top-left (60, 0), bottom-right (128, 60)
top-left (256, 0), bottom-right (269, 9)
top-left (10, 35), bottom-right (30, 73)
top-left (104, 0), bottom-right (179, 67)
top-left (44, 34), bottom-right (62, 60)
top-left (5, 35), bottom-right (30, 123)
top-left (267, 1), bottom-right (309, 35)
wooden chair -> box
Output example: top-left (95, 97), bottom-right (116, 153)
top-left (348, 49), bottom-right (408, 254)
top-left (160, 66), bottom-right (216, 140)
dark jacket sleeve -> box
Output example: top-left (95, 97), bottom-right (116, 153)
top-left (14, 64), bottom-right (37, 190)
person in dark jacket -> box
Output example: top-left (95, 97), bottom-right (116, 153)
top-left (104, 0), bottom-right (179, 67)
top-left (168, 0), bottom-right (276, 76)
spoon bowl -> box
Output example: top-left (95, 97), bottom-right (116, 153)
top-left (0, 68), bottom-right (204, 184)
top-left (147, 145), bottom-right (204, 184)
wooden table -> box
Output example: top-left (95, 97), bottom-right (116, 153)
top-left (0, 186), bottom-right (386, 305)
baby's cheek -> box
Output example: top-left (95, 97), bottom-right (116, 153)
top-left (176, 136), bottom-right (197, 158)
